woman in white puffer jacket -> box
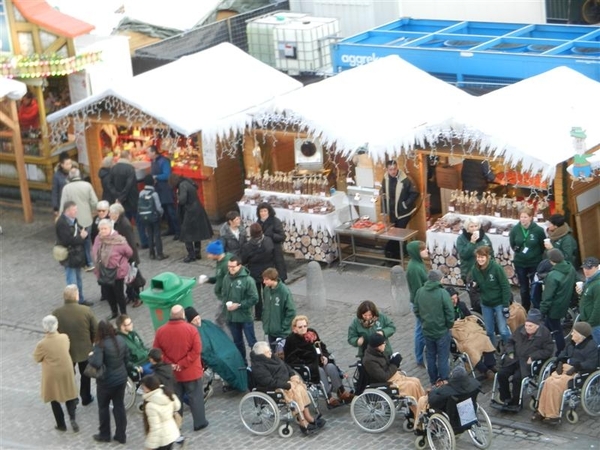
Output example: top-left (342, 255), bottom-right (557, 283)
top-left (141, 374), bottom-right (181, 450)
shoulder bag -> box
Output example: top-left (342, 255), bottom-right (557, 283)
top-left (84, 362), bottom-right (106, 379)
top-left (52, 244), bottom-right (69, 262)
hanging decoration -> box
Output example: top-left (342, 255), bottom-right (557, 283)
top-left (567, 126), bottom-right (600, 182)
top-left (0, 51), bottom-right (102, 79)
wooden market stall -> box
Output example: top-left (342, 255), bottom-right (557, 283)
top-left (0, 0), bottom-right (98, 191)
top-left (46, 43), bottom-right (302, 221)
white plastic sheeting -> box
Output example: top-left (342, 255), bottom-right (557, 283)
top-left (46, 43), bottom-right (303, 143)
top-left (449, 67), bottom-right (600, 181)
top-left (258, 55), bottom-right (474, 162)
top-left (0, 77), bottom-right (27, 101)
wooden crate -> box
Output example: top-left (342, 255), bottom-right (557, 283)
top-left (435, 165), bottom-right (460, 189)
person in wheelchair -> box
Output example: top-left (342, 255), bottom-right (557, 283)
top-left (362, 333), bottom-right (425, 418)
top-left (250, 341), bottom-right (324, 435)
top-left (533, 322), bottom-right (599, 424)
top-left (496, 309), bottom-right (554, 411)
top-left (284, 315), bottom-right (354, 407)
top-left (414, 365), bottom-right (481, 433)
top-left (116, 314), bottom-right (152, 378)
top-left (447, 287), bottom-right (497, 381)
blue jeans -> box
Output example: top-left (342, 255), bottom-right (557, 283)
top-left (424, 330), bottom-right (451, 385)
top-left (592, 325), bottom-right (600, 346)
top-left (411, 304), bottom-right (425, 364)
top-left (65, 266), bottom-right (84, 304)
top-left (515, 265), bottom-right (536, 311)
top-left (482, 304), bottom-right (511, 347)
top-left (83, 226), bottom-right (92, 266)
top-left (228, 321), bottom-right (257, 363)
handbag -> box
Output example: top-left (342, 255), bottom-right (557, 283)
top-left (97, 262), bottom-right (117, 286)
top-left (52, 244), bottom-right (69, 262)
top-left (84, 363), bottom-right (106, 379)
top-left (125, 262), bottom-right (138, 284)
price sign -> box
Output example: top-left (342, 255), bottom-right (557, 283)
top-left (244, 179), bottom-right (251, 185)
top-left (308, 208), bottom-right (314, 214)
top-left (288, 205), bottom-right (294, 210)
top-left (320, 207), bottom-right (327, 212)
top-left (249, 200), bottom-right (255, 205)
top-left (444, 228), bottom-right (451, 233)
top-left (502, 231), bottom-right (510, 237)
top-left (294, 207), bottom-right (301, 212)
top-left (494, 212), bottom-right (501, 217)
top-left (294, 190), bottom-right (301, 195)
top-left (489, 228), bottom-right (497, 234)
top-left (238, 201), bottom-right (245, 205)
top-left (319, 192), bottom-right (326, 197)
top-left (448, 206), bottom-right (455, 212)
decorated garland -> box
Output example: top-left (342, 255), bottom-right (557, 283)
top-left (0, 51), bottom-right (101, 78)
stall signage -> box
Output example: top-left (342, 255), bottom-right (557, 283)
top-left (202, 140), bottom-right (218, 168)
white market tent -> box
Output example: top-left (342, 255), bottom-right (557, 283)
top-left (258, 54), bottom-right (474, 161)
top-left (0, 77), bottom-right (27, 100)
top-left (47, 43), bottom-right (303, 143)
top-left (448, 66), bottom-right (600, 182)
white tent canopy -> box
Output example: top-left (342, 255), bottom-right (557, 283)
top-left (0, 77), bottom-right (27, 101)
top-left (448, 66), bottom-right (600, 181)
top-left (257, 55), bottom-right (474, 161)
top-left (47, 43), bottom-right (302, 142)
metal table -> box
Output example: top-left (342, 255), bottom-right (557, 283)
top-left (335, 223), bottom-right (418, 270)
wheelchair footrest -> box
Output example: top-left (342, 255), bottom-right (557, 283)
top-left (490, 399), bottom-right (520, 412)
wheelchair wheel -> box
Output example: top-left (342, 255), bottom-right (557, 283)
top-left (350, 388), bottom-right (395, 433)
top-left (565, 409), bottom-right (579, 424)
top-left (467, 404), bottom-right (493, 449)
top-left (426, 413), bottom-right (455, 450)
top-left (239, 392), bottom-right (279, 435)
top-left (402, 417), bottom-right (415, 432)
top-left (278, 423), bottom-right (294, 438)
top-left (124, 377), bottom-right (137, 411)
top-left (415, 435), bottom-right (428, 450)
top-left (581, 370), bottom-right (600, 417)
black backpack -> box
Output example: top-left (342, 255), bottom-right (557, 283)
top-left (138, 190), bottom-right (159, 223)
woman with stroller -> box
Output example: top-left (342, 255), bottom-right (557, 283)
top-left (284, 315), bottom-right (354, 407)
top-left (251, 341), bottom-right (324, 435)
top-left (533, 322), bottom-right (599, 424)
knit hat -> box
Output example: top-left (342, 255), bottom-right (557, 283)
top-left (450, 365), bottom-right (468, 380)
top-left (369, 333), bottom-right (386, 348)
top-left (206, 240), bottom-right (224, 255)
top-left (547, 248), bottom-right (564, 263)
top-left (547, 214), bottom-right (565, 227)
top-left (526, 308), bottom-right (543, 325)
top-left (581, 257), bottom-right (600, 269)
top-left (428, 270), bottom-right (443, 282)
top-left (573, 322), bottom-right (592, 338)
top-left (184, 306), bottom-right (200, 323)
top-left (446, 287), bottom-right (458, 298)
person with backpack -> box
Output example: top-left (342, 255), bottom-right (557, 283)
top-left (139, 175), bottom-right (168, 261)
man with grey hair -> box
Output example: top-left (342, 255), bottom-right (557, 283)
top-left (52, 285), bottom-right (98, 406)
top-left (60, 167), bottom-right (98, 271)
top-left (153, 305), bottom-right (208, 432)
top-left (414, 270), bottom-right (454, 386)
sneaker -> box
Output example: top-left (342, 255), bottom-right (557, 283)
top-left (175, 435), bottom-right (186, 445)
top-left (70, 419), bottom-right (79, 433)
top-left (79, 300), bottom-right (94, 307)
top-left (338, 390), bottom-right (355, 403)
top-left (84, 265), bottom-right (95, 272)
top-left (93, 434), bottom-right (110, 442)
top-left (132, 299), bottom-right (143, 308)
top-left (183, 256), bottom-right (196, 263)
top-left (327, 397), bottom-right (341, 408)
top-left (531, 412), bottom-right (543, 422)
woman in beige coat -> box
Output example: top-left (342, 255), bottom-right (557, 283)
top-left (33, 315), bottom-right (79, 432)
top-left (141, 374), bottom-right (182, 450)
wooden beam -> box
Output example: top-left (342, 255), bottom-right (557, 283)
top-left (43, 36), bottom-right (67, 55)
top-left (0, 110), bottom-right (16, 130)
top-left (5, 0), bottom-right (21, 54)
top-left (8, 99), bottom-right (33, 223)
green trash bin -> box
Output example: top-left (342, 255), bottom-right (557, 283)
top-left (140, 272), bottom-right (196, 330)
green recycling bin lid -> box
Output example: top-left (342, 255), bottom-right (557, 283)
top-left (140, 272), bottom-right (195, 306)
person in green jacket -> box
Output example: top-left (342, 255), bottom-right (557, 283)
top-left (456, 216), bottom-right (494, 282)
top-left (406, 240), bottom-right (428, 367)
top-left (261, 267), bottom-right (296, 350)
top-left (509, 206), bottom-right (546, 311)
top-left (544, 214), bottom-right (579, 266)
top-left (221, 255), bottom-right (258, 363)
top-left (540, 249), bottom-right (576, 355)
top-left (201, 240), bottom-right (233, 327)
top-left (348, 300), bottom-right (396, 359)
top-left (472, 246), bottom-right (512, 347)
top-left (116, 314), bottom-right (151, 375)
top-left (413, 270), bottom-right (454, 385)
top-left (578, 257), bottom-right (600, 344)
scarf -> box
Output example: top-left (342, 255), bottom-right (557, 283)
top-left (547, 223), bottom-right (569, 241)
top-left (97, 232), bottom-right (127, 266)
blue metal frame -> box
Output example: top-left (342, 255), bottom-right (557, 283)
top-left (332, 19), bottom-right (600, 82)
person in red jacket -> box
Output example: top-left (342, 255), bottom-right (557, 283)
top-left (153, 305), bottom-right (208, 432)
top-left (18, 91), bottom-right (40, 132)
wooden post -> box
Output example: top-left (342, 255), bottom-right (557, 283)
top-left (8, 99), bottom-right (33, 223)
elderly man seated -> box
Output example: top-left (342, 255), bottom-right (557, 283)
top-left (362, 334), bottom-right (425, 418)
top-left (496, 309), bottom-right (554, 411)
top-left (250, 341), bottom-right (324, 435)
top-left (533, 322), bottom-right (599, 424)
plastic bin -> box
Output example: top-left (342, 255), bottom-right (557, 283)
top-left (140, 272), bottom-right (196, 330)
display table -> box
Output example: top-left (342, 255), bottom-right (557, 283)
top-left (427, 213), bottom-right (548, 286)
top-left (335, 224), bottom-right (418, 270)
top-left (238, 189), bottom-right (354, 264)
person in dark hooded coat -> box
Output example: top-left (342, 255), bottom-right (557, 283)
top-left (256, 202), bottom-right (287, 282)
top-left (169, 174), bottom-right (213, 263)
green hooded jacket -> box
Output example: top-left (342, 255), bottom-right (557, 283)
top-left (540, 260), bottom-right (577, 319)
top-left (208, 252), bottom-right (233, 300)
top-left (347, 312), bottom-right (396, 358)
top-left (221, 265), bottom-right (258, 323)
top-left (456, 230), bottom-right (494, 279)
top-left (579, 272), bottom-right (600, 327)
top-left (509, 221), bottom-right (546, 268)
top-left (262, 280), bottom-right (297, 339)
top-left (413, 280), bottom-right (454, 340)
top-left (406, 241), bottom-right (428, 303)
top-left (117, 330), bottom-right (149, 367)
top-left (472, 259), bottom-right (511, 308)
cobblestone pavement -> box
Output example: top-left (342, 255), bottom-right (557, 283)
top-left (0, 204), bottom-right (598, 449)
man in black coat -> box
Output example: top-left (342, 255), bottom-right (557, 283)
top-left (55, 201), bottom-right (92, 306)
top-left (108, 150), bottom-right (138, 220)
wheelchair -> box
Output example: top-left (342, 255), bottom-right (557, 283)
top-left (291, 359), bottom-right (353, 408)
top-left (349, 361), bottom-right (418, 433)
top-left (490, 357), bottom-right (555, 412)
top-left (238, 368), bottom-right (321, 438)
top-left (414, 393), bottom-right (493, 450)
